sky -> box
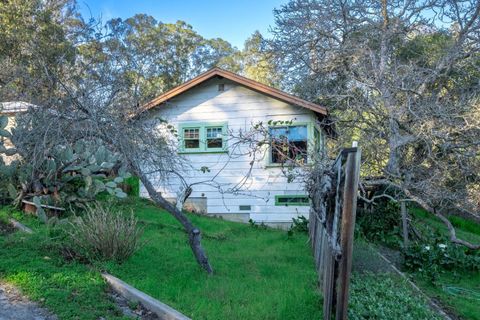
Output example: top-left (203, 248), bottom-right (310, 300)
top-left (77, 0), bottom-right (287, 49)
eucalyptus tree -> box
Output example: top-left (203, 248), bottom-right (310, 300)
top-left (0, 0), bottom-right (80, 102)
top-left (270, 0), bottom-right (480, 248)
top-left (241, 31), bottom-right (281, 87)
top-left (90, 14), bottom-right (241, 104)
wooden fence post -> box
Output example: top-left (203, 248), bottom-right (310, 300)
top-left (335, 146), bottom-right (361, 320)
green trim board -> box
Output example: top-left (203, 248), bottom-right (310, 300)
top-left (178, 122), bottom-right (228, 154)
top-left (275, 195), bottom-right (310, 206)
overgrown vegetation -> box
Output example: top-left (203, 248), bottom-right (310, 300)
top-left (289, 215), bottom-right (309, 234)
top-left (358, 202), bottom-right (480, 319)
top-left (356, 201), bottom-right (401, 247)
top-left (66, 203), bottom-right (143, 263)
top-left (0, 207), bottom-right (126, 319)
top-left (348, 273), bottom-right (441, 320)
top-left (403, 231), bottom-right (480, 282)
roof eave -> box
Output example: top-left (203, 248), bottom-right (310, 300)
top-left (138, 68), bottom-right (328, 116)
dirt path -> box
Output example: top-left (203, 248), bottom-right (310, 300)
top-left (0, 283), bottom-right (56, 320)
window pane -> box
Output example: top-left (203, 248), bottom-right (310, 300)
top-left (289, 140), bottom-right (308, 162)
top-left (207, 138), bottom-right (222, 148)
top-left (269, 127), bottom-right (288, 138)
top-left (206, 127), bottom-right (222, 138)
top-left (288, 126), bottom-right (307, 141)
top-left (185, 139), bottom-right (199, 149)
top-left (277, 195), bottom-right (309, 206)
top-left (206, 127), bottom-right (223, 149)
top-left (271, 140), bottom-right (288, 163)
top-left (184, 127), bottom-right (200, 149)
top-left (184, 128), bottom-right (199, 139)
top-left (270, 125), bottom-right (308, 163)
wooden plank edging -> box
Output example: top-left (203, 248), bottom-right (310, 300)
top-left (101, 273), bottom-right (191, 320)
top-left (21, 200), bottom-right (65, 211)
top-left (9, 218), bottom-right (33, 234)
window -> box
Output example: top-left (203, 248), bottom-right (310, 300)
top-left (275, 195), bottom-right (309, 206)
top-left (239, 205), bottom-right (251, 211)
top-left (206, 127), bottom-right (223, 149)
top-left (270, 125), bottom-right (308, 164)
top-left (179, 122), bottom-right (227, 153)
top-left (183, 128), bottom-right (200, 149)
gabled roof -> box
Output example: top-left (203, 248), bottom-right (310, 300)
top-left (139, 67), bottom-right (328, 115)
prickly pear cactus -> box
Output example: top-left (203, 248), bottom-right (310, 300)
top-left (0, 115), bottom-right (19, 204)
top-left (34, 139), bottom-right (130, 208)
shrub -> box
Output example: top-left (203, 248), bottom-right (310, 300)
top-left (290, 215), bottom-right (309, 234)
top-left (67, 203), bottom-right (143, 263)
top-left (356, 200), bottom-right (401, 246)
top-left (403, 232), bottom-right (480, 281)
top-left (123, 176), bottom-right (140, 197)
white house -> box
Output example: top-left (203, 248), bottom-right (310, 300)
top-left (0, 102), bottom-right (29, 164)
top-left (140, 68), bottom-right (330, 226)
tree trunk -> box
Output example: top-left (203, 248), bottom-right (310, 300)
top-left (132, 167), bottom-right (213, 274)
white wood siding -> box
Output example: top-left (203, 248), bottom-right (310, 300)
top-left (142, 78), bottom-right (319, 224)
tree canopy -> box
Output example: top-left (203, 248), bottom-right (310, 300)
top-left (270, 0), bottom-right (480, 247)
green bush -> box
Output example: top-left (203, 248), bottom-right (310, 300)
top-left (356, 201), bottom-right (401, 247)
top-left (66, 203), bottom-right (143, 263)
top-left (123, 176), bottom-right (140, 197)
top-left (403, 231), bottom-right (480, 281)
top-left (289, 215), bottom-right (309, 234)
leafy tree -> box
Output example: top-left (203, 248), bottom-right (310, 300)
top-left (86, 14), bottom-right (242, 104)
top-left (0, 0), bottom-right (79, 101)
top-left (241, 31), bottom-right (281, 87)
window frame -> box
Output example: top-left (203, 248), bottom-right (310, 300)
top-left (178, 122), bottom-right (228, 154)
top-left (275, 195), bottom-right (310, 206)
top-left (182, 127), bottom-right (201, 152)
top-left (268, 122), bottom-right (322, 166)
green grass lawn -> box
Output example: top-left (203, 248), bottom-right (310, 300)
top-left (0, 207), bottom-right (127, 319)
top-left (103, 199), bottom-right (321, 320)
top-left (410, 207), bottom-right (480, 244)
top-left (0, 199), bottom-right (447, 320)
top-left (408, 207), bottom-right (480, 320)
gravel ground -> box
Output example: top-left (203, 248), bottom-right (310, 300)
top-left (0, 283), bottom-right (57, 320)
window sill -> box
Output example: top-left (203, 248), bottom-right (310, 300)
top-left (265, 163), bottom-right (312, 168)
top-left (178, 150), bottom-right (229, 155)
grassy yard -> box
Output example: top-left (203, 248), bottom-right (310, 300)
top-left (408, 207), bottom-right (480, 320)
top-left (0, 199), bottom-right (446, 319)
top-left (104, 199), bottom-right (439, 320)
top-left (103, 199), bottom-right (321, 320)
top-left (0, 207), bottom-right (127, 319)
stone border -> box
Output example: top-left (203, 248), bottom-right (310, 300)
top-left (9, 219), bottom-right (33, 234)
top-left (102, 273), bottom-right (191, 320)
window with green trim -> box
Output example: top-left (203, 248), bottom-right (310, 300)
top-left (269, 125), bottom-right (309, 164)
top-left (179, 122), bottom-right (228, 153)
top-left (275, 195), bottom-right (310, 206)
